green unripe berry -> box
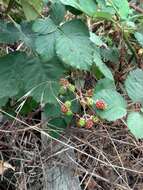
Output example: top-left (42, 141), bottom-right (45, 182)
top-left (68, 84), bottom-right (75, 92)
top-left (86, 97), bottom-right (94, 106)
top-left (59, 86), bottom-right (66, 95)
top-left (65, 101), bottom-right (71, 108)
top-left (66, 110), bottom-right (73, 116)
top-left (78, 118), bottom-right (86, 127)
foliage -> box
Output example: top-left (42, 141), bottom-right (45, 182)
top-left (0, 0), bottom-right (143, 139)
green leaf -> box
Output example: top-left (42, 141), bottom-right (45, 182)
top-left (0, 52), bottom-right (66, 105)
top-left (93, 89), bottom-right (127, 121)
top-left (0, 20), bottom-right (20, 43)
top-left (0, 20), bottom-right (38, 49)
top-left (90, 32), bottom-right (106, 47)
top-left (125, 69), bottom-right (143, 103)
top-left (60, 0), bottom-right (97, 16)
top-left (56, 19), bottom-right (94, 70)
top-left (44, 103), bottom-right (61, 118)
top-left (21, 0), bottom-right (43, 21)
top-left (49, 1), bottom-right (66, 25)
top-left (48, 117), bottom-right (67, 138)
top-left (95, 78), bottom-right (116, 92)
top-left (20, 98), bottom-right (38, 115)
top-left (134, 32), bottom-right (143, 47)
top-left (32, 17), bottom-right (57, 34)
top-left (100, 47), bottom-right (119, 63)
top-left (23, 56), bottom-right (66, 104)
top-left (93, 51), bottom-right (114, 80)
top-left (35, 31), bottom-right (58, 61)
top-left (66, 5), bottom-right (82, 15)
top-left (20, 22), bottom-right (38, 49)
top-left (0, 52), bottom-right (24, 99)
top-left (32, 18), bottom-right (59, 61)
top-left (127, 112), bottom-right (143, 139)
top-left (0, 97), bottom-right (9, 108)
top-left (94, 11), bottom-right (113, 20)
top-left (108, 0), bottom-right (129, 19)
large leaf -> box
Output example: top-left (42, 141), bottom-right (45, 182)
top-left (23, 56), bottom-right (67, 104)
top-left (21, 0), bottom-right (43, 21)
top-left (32, 18), bottom-right (59, 61)
top-left (0, 52), bottom-right (67, 104)
top-left (60, 0), bottom-right (97, 16)
top-left (127, 112), bottom-right (143, 139)
top-left (56, 19), bottom-right (94, 70)
top-left (93, 89), bottom-right (127, 121)
top-left (93, 51), bottom-right (114, 80)
top-left (125, 69), bottom-right (143, 103)
top-left (0, 20), bottom-right (38, 49)
top-left (0, 53), bottom-right (24, 99)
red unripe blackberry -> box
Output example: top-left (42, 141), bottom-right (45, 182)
top-left (95, 100), bottom-right (107, 110)
top-left (85, 119), bottom-right (94, 129)
top-left (61, 105), bottom-right (68, 113)
top-left (59, 78), bottom-right (69, 87)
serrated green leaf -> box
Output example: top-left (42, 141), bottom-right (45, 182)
top-left (93, 51), bottom-right (114, 80)
top-left (93, 89), bottom-right (127, 121)
top-left (60, 0), bottom-right (97, 16)
top-left (23, 56), bottom-right (66, 104)
top-left (21, 0), bottom-right (43, 21)
top-left (56, 19), bottom-right (94, 70)
top-left (127, 112), bottom-right (143, 139)
top-left (134, 32), bottom-right (143, 47)
top-left (125, 69), bottom-right (143, 103)
top-left (0, 52), bottom-right (66, 105)
top-left (95, 78), bottom-right (116, 92)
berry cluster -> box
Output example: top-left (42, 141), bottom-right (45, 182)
top-left (59, 78), bottom-right (75, 95)
top-left (61, 101), bottom-right (73, 116)
top-left (78, 117), bottom-right (98, 129)
top-left (59, 78), bottom-right (107, 129)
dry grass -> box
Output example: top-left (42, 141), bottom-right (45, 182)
top-left (0, 111), bottom-right (143, 190)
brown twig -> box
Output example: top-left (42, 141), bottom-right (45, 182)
top-left (129, 3), bottom-right (143, 14)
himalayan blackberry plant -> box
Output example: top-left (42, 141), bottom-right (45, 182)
top-left (0, 0), bottom-right (143, 139)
